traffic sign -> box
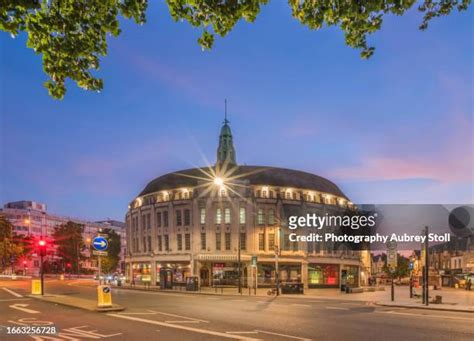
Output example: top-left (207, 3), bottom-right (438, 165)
top-left (92, 236), bottom-right (108, 251)
top-left (92, 250), bottom-right (108, 256)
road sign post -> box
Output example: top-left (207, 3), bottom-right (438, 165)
top-left (92, 236), bottom-right (108, 286)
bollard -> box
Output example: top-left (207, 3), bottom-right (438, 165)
top-left (97, 285), bottom-right (112, 308)
top-left (31, 280), bottom-right (41, 295)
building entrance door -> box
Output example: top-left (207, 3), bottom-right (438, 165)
top-left (341, 270), bottom-right (347, 291)
top-left (200, 268), bottom-right (209, 286)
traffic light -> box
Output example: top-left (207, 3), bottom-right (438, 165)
top-left (38, 239), bottom-right (47, 257)
top-left (23, 260), bottom-right (27, 265)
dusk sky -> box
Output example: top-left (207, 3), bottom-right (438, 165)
top-left (1, 2), bottom-right (472, 221)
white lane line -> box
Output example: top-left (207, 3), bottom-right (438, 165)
top-left (165, 320), bottom-right (201, 324)
top-left (0, 298), bottom-right (30, 302)
top-left (255, 329), bottom-right (312, 341)
top-left (3, 287), bottom-right (23, 298)
top-left (107, 314), bottom-right (261, 340)
top-left (291, 304), bottom-right (311, 307)
top-left (325, 306), bottom-right (349, 310)
top-left (147, 310), bottom-right (209, 323)
top-left (118, 312), bottom-right (158, 315)
top-left (231, 299), bottom-right (246, 302)
top-left (377, 311), bottom-right (474, 321)
top-left (9, 304), bottom-right (40, 314)
top-left (226, 331), bottom-right (259, 334)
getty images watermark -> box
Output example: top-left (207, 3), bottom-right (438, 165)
top-left (287, 212), bottom-right (451, 245)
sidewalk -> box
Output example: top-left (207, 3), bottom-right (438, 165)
top-left (29, 294), bottom-right (125, 312)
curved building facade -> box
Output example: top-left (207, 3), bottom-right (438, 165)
top-left (125, 119), bottom-right (368, 289)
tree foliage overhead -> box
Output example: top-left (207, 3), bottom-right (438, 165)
top-left (1, 0), bottom-right (470, 99)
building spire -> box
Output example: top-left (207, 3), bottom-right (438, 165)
top-left (216, 99), bottom-right (236, 166)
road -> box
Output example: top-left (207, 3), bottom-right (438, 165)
top-left (1, 279), bottom-right (473, 340)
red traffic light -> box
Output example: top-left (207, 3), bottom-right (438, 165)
top-left (23, 260), bottom-right (27, 265)
top-left (66, 263), bottom-right (72, 268)
top-left (38, 239), bottom-right (46, 247)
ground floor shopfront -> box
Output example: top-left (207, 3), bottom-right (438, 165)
top-left (126, 255), bottom-right (362, 289)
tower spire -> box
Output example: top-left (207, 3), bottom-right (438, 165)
top-left (224, 98), bottom-right (228, 124)
top-left (216, 99), bottom-right (236, 166)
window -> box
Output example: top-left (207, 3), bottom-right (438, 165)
top-left (307, 241), bottom-right (314, 253)
top-left (239, 207), bottom-right (246, 224)
top-left (284, 234), bottom-right (290, 250)
top-left (147, 214), bottom-right (151, 230)
top-left (240, 233), bottom-right (246, 250)
top-left (143, 237), bottom-right (147, 252)
top-left (200, 208), bottom-right (206, 224)
top-left (216, 208), bottom-right (222, 224)
top-left (185, 233), bottom-right (191, 250)
top-left (147, 236), bottom-right (151, 251)
top-left (258, 233), bottom-right (265, 251)
top-left (201, 233), bottom-right (206, 250)
top-left (257, 209), bottom-right (264, 225)
top-left (184, 209), bottom-right (191, 226)
top-left (142, 215), bottom-right (146, 230)
top-left (177, 234), bottom-right (182, 251)
top-left (176, 210), bottom-right (182, 226)
top-left (216, 233), bottom-right (221, 251)
top-left (292, 239), bottom-right (298, 251)
top-left (224, 208), bottom-right (231, 224)
top-left (225, 233), bottom-right (231, 250)
top-left (268, 233), bottom-right (275, 250)
top-left (156, 212), bottom-right (162, 227)
top-left (158, 235), bottom-right (162, 252)
top-left (268, 209), bottom-right (275, 225)
top-left (163, 211), bottom-right (169, 227)
top-left (164, 235), bottom-right (169, 251)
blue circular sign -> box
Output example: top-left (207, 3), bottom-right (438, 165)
top-left (92, 236), bottom-right (108, 251)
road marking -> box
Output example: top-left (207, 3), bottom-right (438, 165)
top-left (291, 304), bottom-right (311, 307)
top-left (0, 298), bottom-right (30, 302)
top-left (255, 329), bottom-right (312, 340)
top-left (165, 320), bottom-right (201, 324)
top-left (377, 310), bottom-right (474, 321)
top-left (325, 306), bottom-right (349, 310)
top-left (107, 313), bottom-right (261, 340)
top-left (118, 312), bottom-right (158, 315)
top-left (147, 310), bottom-right (209, 323)
top-left (9, 304), bottom-right (40, 314)
top-left (3, 287), bottom-right (23, 297)
top-left (231, 299), bottom-right (246, 302)
top-left (226, 331), bottom-right (259, 334)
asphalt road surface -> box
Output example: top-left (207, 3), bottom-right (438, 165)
top-left (1, 279), bottom-right (473, 340)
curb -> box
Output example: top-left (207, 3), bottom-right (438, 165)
top-left (28, 295), bottom-right (125, 312)
top-left (374, 302), bottom-right (474, 313)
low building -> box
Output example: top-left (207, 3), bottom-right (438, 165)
top-left (1, 201), bottom-right (126, 275)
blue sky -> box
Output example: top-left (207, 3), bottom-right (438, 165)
top-left (1, 2), bottom-right (472, 221)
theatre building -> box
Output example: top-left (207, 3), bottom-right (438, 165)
top-left (125, 118), bottom-right (370, 289)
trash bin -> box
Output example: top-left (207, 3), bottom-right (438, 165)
top-left (186, 276), bottom-right (199, 291)
top-left (281, 282), bottom-right (304, 294)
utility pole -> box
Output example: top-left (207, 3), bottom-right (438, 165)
top-left (238, 229), bottom-right (242, 294)
top-left (424, 226), bottom-right (429, 306)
